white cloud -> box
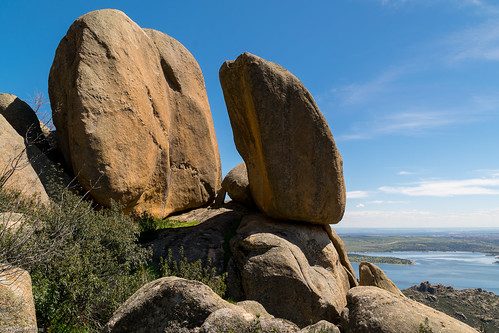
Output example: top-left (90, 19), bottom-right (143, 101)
top-left (398, 171), bottom-right (414, 175)
top-left (337, 207), bottom-right (499, 228)
top-left (367, 200), bottom-right (407, 204)
top-left (356, 203), bottom-right (365, 208)
top-left (347, 191), bottom-right (370, 199)
top-left (379, 177), bottom-right (499, 197)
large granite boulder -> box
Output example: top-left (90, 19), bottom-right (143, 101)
top-left (0, 266), bottom-right (37, 331)
top-left (0, 115), bottom-right (50, 203)
top-left (229, 213), bottom-right (353, 327)
top-left (105, 276), bottom-right (240, 333)
top-left (359, 262), bottom-right (404, 297)
top-left (219, 52), bottom-right (345, 225)
top-left (341, 286), bottom-right (479, 333)
top-left (49, 9), bottom-right (221, 219)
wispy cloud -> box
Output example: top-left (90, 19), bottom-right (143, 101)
top-left (448, 19), bottom-right (499, 63)
top-left (379, 177), bottom-right (499, 196)
top-left (398, 171), bottom-right (414, 175)
top-left (338, 109), bottom-right (469, 140)
top-left (347, 191), bottom-right (370, 199)
top-left (336, 68), bottom-right (407, 106)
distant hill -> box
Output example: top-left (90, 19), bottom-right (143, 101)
top-left (403, 282), bottom-right (499, 333)
top-left (341, 235), bottom-right (499, 255)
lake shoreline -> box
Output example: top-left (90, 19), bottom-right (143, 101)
top-left (350, 251), bottom-right (499, 295)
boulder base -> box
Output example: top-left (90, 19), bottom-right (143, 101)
top-left (230, 214), bottom-right (352, 327)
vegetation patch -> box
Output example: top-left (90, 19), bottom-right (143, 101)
top-left (348, 253), bottom-right (414, 265)
top-left (160, 246), bottom-right (227, 298)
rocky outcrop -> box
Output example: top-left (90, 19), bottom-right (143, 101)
top-left (106, 276), bottom-right (301, 333)
top-left (404, 282), bottom-right (499, 332)
top-left (359, 262), bottom-right (404, 297)
top-left (0, 114), bottom-right (50, 203)
top-left (219, 52), bottom-right (345, 225)
top-left (221, 162), bottom-right (254, 207)
top-left (229, 213), bottom-right (352, 327)
top-left (0, 266), bottom-right (37, 331)
top-left (341, 286), bottom-right (479, 333)
top-left (105, 276), bottom-right (240, 332)
top-left (49, 9), bottom-right (220, 219)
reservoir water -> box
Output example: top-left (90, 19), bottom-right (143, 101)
top-left (350, 251), bottom-right (499, 295)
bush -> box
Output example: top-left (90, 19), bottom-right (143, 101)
top-left (160, 246), bottom-right (227, 298)
top-left (419, 317), bottom-right (434, 333)
top-left (30, 191), bottom-right (154, 332)
top-left (0, 180), bottom-right (154, 332)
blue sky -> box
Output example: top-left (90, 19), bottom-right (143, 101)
top-left (1, 0), bottom-right (498, 228)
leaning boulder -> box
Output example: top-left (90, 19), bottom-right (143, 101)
top-left (341, 286), bottom-right (478, 333)
top-left (229, 213), bottom-right (352, 327)
top-left (105, 276), bottom-right (240, 333)
top-left (49, 9), bottom-right (220, 219)
top-left (219, 52), bottom-right (345, 225)
top-left (359, 262), bottom-right (404, 297)
top-left (0, 266), bottom-right (37, 331)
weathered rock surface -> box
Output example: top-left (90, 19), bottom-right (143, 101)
top-left (219, 52), bottom-right (345, 225)
top-left (105, 276), bottom-right (240, 333)
top-left (341, 286), bottom-right (479, 333)
top-left (144, 28), bottom-right (222, 215)
top-left (0, 266), bottom-right (37, 331)
top-left (236, 300), bottom-right (274, 319)
top-left (200, 307), bottom-right (299, 333)
top-left (142, 201), bottom-right (253, 274)
top-left (221, 162), bottom-right (254, 207)
top-left (359, 261), bottom-right (404, 297)
top-left (0, 115), bottom-right (50, 203)
top-left (229, 213), bottom-right (352, 327)
top-left (298, 320), bottom-right (340, 333)
top-left (0, 93), bottom-right (47, 149)
top-left (49, 9), bottom-right (220, 219)
top-left (325, 226), bottom-right (358, 288)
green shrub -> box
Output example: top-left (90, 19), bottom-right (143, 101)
top-left (160, 246), bottom-right (227, 298)
top-left (20, 189), bottom-right (153, 332)
top-left (418, 317), bottom-right (434, 333)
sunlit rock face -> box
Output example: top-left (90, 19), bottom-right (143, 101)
top-left (49, 9), bottom-right (221, 218)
